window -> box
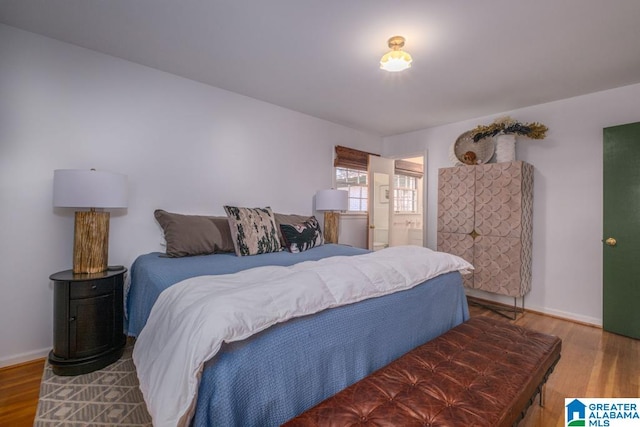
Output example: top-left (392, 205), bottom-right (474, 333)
top-left (394, 174), bottom-right (418, 213)
top-left (335, 167), bottom-right (368, 212)
top-left (334, 147), bottom-right (422, 214)
top-left (335, 169), bottom-right (419, 213)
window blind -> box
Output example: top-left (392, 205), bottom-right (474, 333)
top-left (394, 159), bottom-right (423, 179)
top-left (334, 145), bottom-right (379, 171)
top-left (334, 145), bottom-right (423, 179)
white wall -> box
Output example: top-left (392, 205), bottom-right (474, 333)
top-left (0, 25), bottom-right (382, 366)
top-left (383, 84), bottom-right (640, 325)
top-left (4, 22), bottom-right (638, 366)
top-left (338, 215), bottom-right (367, 249)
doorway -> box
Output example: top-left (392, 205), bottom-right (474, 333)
top-left (367, 154), bottom-right (425, 251)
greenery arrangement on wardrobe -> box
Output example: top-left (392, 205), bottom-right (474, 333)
top-left (471, 116), bottom-right (548, 142)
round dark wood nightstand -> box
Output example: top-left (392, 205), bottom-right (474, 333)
top-left (48, 267), bottom-right (127, 376)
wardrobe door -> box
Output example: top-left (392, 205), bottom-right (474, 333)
top-left (474, 162), bottom-right (525, 239)
top-left (438, 166), bottom-right (476, 288)
top-left (438, 232), bottom-right (474, 288)
top-left (437, 165), bottom-right (475, 234)
top-left (474, 236), bottom-right (523, 297)
top-left (474, 162), bottom-right (533, 297)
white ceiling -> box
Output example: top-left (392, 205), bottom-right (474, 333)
top-left (2, 0), bottom-right (640, 136)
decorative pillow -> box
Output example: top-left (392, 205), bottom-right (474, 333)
top-left (274, 212), bottom-right (313, 247)
top-left (279, 216), bottom-right (324, 253)
top-left (154, 209), bottom-right (235, 257)
top-left (223, 206), bottom-right (282, 256)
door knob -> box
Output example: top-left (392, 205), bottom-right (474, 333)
top-left (605, 237), bottom-right (617, 247)
top-left (369, 225), bottom-right (375, 229)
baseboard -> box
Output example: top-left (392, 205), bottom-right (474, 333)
top-left (525, 304), bottom-right (602, 328)
top-left (0, 347), bottom-right (50, 369)
top-left (465, 290), bottom-right (602, 328)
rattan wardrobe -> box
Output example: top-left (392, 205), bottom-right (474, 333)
top-left (437, 161), bottom-right (533, 303)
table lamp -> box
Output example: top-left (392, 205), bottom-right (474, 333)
top-left (315, 189), bottom-right (348, 244)
top-left (53, 169), bottom-right (128, 274)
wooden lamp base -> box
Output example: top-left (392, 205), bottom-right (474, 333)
top-left (73, 211), bottom-right (110, 274)
top-left (323, 211), bottom-right (340, 244)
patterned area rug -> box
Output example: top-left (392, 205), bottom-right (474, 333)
top-left (34, 343), bottom-right (152, 426)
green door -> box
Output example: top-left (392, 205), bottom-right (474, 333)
top-left (603, 122), bottom-right (640, 339)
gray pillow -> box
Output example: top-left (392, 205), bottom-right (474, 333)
top-left (154, 209), bottom-right (235, 257)
top-left (274, 212), bottom-right (313, 247)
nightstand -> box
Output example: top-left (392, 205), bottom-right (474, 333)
top-left (48, 267), bottom-right (127, 375)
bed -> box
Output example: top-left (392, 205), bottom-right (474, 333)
top-left (126, 243), bottom-right (471, 427)
top-left (126, 243), bottom-right (372, 337)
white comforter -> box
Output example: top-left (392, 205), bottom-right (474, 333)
top-left (133, 246), bottom-right (473, 427)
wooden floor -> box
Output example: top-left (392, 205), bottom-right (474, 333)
top-left (0, 357), bottom-right (45, 427)
top-left (470, 303), bottom-right (640, 426)
top-left (0, 305), bottom-right (638, 427)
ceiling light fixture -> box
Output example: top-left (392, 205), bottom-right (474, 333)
top-left (380, 36), bottom-right (412, 72)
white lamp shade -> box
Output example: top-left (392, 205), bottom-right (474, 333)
top-left (380, 50), bottom-right (413, 72)
top-left (315, 189), bottom-right (348, 211)
top-left (53, 169), bottom-right (128, 208)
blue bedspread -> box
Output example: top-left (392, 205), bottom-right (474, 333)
top-left (126, 244), bottom-right (469, 426)
top-left (193, 270), bottom-right (467, 427)
top-left (126, 244), bottom-right (368, 336)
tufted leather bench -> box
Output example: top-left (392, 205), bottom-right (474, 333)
top-left (283, 316), bottom-right (561, 427)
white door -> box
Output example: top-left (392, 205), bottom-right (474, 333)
top-left (367, 156), bottom-right (395, 251)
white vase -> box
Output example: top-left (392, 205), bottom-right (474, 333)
top-left (495, 134), bottom-right (516, 163)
